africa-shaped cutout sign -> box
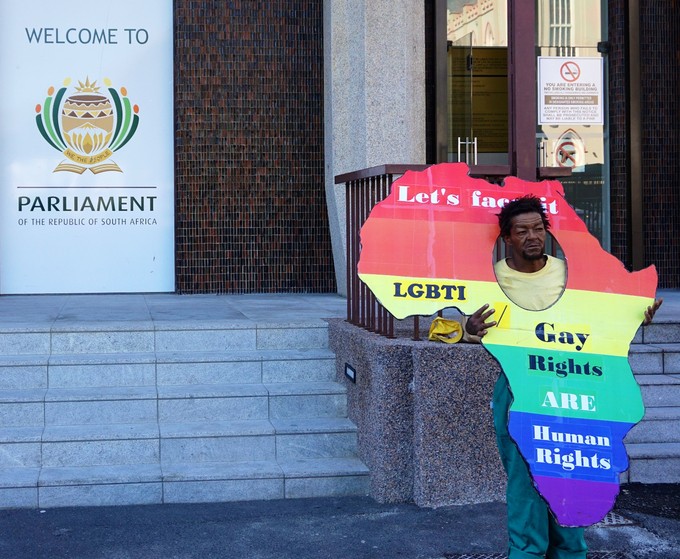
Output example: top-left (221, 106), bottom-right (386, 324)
top-left (357, 163), bottom-right (657, 526)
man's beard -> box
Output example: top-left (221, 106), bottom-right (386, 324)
top-left (522, 249), bottom-right (545, 261)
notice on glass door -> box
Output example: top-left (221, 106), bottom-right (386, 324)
top-left (538, 57), bottom-right (603, 125)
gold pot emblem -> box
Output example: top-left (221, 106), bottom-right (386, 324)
top-left (35, 76), bottom-right (141, 174)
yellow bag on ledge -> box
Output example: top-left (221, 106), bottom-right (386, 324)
top-left (428, 317), bottom-right (463, 344)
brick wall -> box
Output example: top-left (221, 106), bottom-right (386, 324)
top-left (639, 1), bottom-right (680, 288)
top-left (174, 1), bottom-right (335, 293)
top-left (609, 1), bottom-right (680, 287)
top-left (607, 0), bottom-right (630, 267)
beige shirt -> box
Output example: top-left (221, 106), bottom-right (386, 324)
top-left (493, 255), bottom-right (566, 311)
top-left (462, 255), bottom-right (566, 341)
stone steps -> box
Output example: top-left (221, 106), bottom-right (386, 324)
top-left (626, 331), bottom-right (680, 483)
top-left (626, 442), bottom-right (680, 483)
top-left (0, 324), bottom-right (369, 508)
top-left (1, 301), bottom-right (677, 506)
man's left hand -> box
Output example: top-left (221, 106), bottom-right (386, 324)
top-left (644, 298), bottom-right (663, 325)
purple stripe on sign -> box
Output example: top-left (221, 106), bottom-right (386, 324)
top-left (533, 474), bottom-right (620, 527)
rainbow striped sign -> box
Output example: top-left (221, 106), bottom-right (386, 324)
top-left (358, 163), bottom-right (657, 526)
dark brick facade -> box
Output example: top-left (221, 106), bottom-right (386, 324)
top-left (607, 0), bottom-right (631, 268)
top-left (638, 2), bottom-right (680, 288)
top-left (174, 1), bottom-right (334, 293)
top-left (609, 1), bottom-right (680, 288)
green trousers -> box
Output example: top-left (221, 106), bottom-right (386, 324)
top-left (493, 374), bottom-right (588, 559)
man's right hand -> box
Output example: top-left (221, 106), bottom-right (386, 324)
top-left (466, 303), bottom-right (497, 337)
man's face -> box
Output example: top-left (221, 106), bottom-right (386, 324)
top-left (504, 212), bottom-right (546, 262)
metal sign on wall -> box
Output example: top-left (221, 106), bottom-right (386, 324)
top-left (0, 1), bottom-right (174, 294)
top-left (538, 57), bottom-right (603, 125)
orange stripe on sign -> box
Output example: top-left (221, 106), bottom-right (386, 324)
top-left (554, 231), bottom-right (658, 297)
top-left (358, 219), bottom-right (499, 282)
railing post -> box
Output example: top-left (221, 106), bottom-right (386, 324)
top-left (345, 179), bottom-right (352, 324)
top-left (335, 164), bottom-right (432, 339)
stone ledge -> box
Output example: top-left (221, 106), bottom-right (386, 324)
top-left (328, 319), bottom-right (505, 507)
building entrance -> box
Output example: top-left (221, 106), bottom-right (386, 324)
top-left (440, 0), bottom-right (610, 248)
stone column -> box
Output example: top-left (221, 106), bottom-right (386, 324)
top-left (324, 0), bottom-right (426, 295)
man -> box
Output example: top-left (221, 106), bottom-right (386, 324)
top-left (464, 195), bottom-right (662, 559)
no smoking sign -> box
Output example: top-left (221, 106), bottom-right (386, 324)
top-left (560, 61), bottom-right (581, 82)
top-left (554, 138), bottom-right (584, 168)
top-left (538, 57), bottom-right (604, 125)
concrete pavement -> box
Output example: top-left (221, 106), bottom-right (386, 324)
top-left (0, 483), bottom-right (678, 558)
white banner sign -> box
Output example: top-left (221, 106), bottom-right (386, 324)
top-left (0, 1), bottom-right (174, 293)
top-left (538, 57), bottom-right (603, 125)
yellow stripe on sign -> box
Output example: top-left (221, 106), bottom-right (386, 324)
top-left (482, 289), bottom-right (652, 356)
top-left (357, 274), bottom-right (506, 320)
top-left (358, 274), bottom-right (652, 355)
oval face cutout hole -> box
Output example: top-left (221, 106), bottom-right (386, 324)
top-left (493, 232), bottom-right (567, 312)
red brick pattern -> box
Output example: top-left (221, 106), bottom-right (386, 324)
top-left (174, 1), bottom-right (335, 293)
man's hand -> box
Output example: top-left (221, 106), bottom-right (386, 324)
top-left (466, 303), bottom-right (497, 337)
top-left (644, 298), bottom-right (663, 325)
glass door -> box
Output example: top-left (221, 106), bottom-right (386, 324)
top-left (536, 0), bottom-right (609, 248)
top-left (447, 1), bottom-right (508, 166)
top-left (448, 32), bottom-right (474, 163)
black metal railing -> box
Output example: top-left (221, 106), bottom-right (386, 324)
top-left (335, 165), bottom-right (427, 339)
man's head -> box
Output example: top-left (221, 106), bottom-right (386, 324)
top-left (497, 195), bottom-right (550, 238)
top-left (497, 195), bottom-right (551, 264)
